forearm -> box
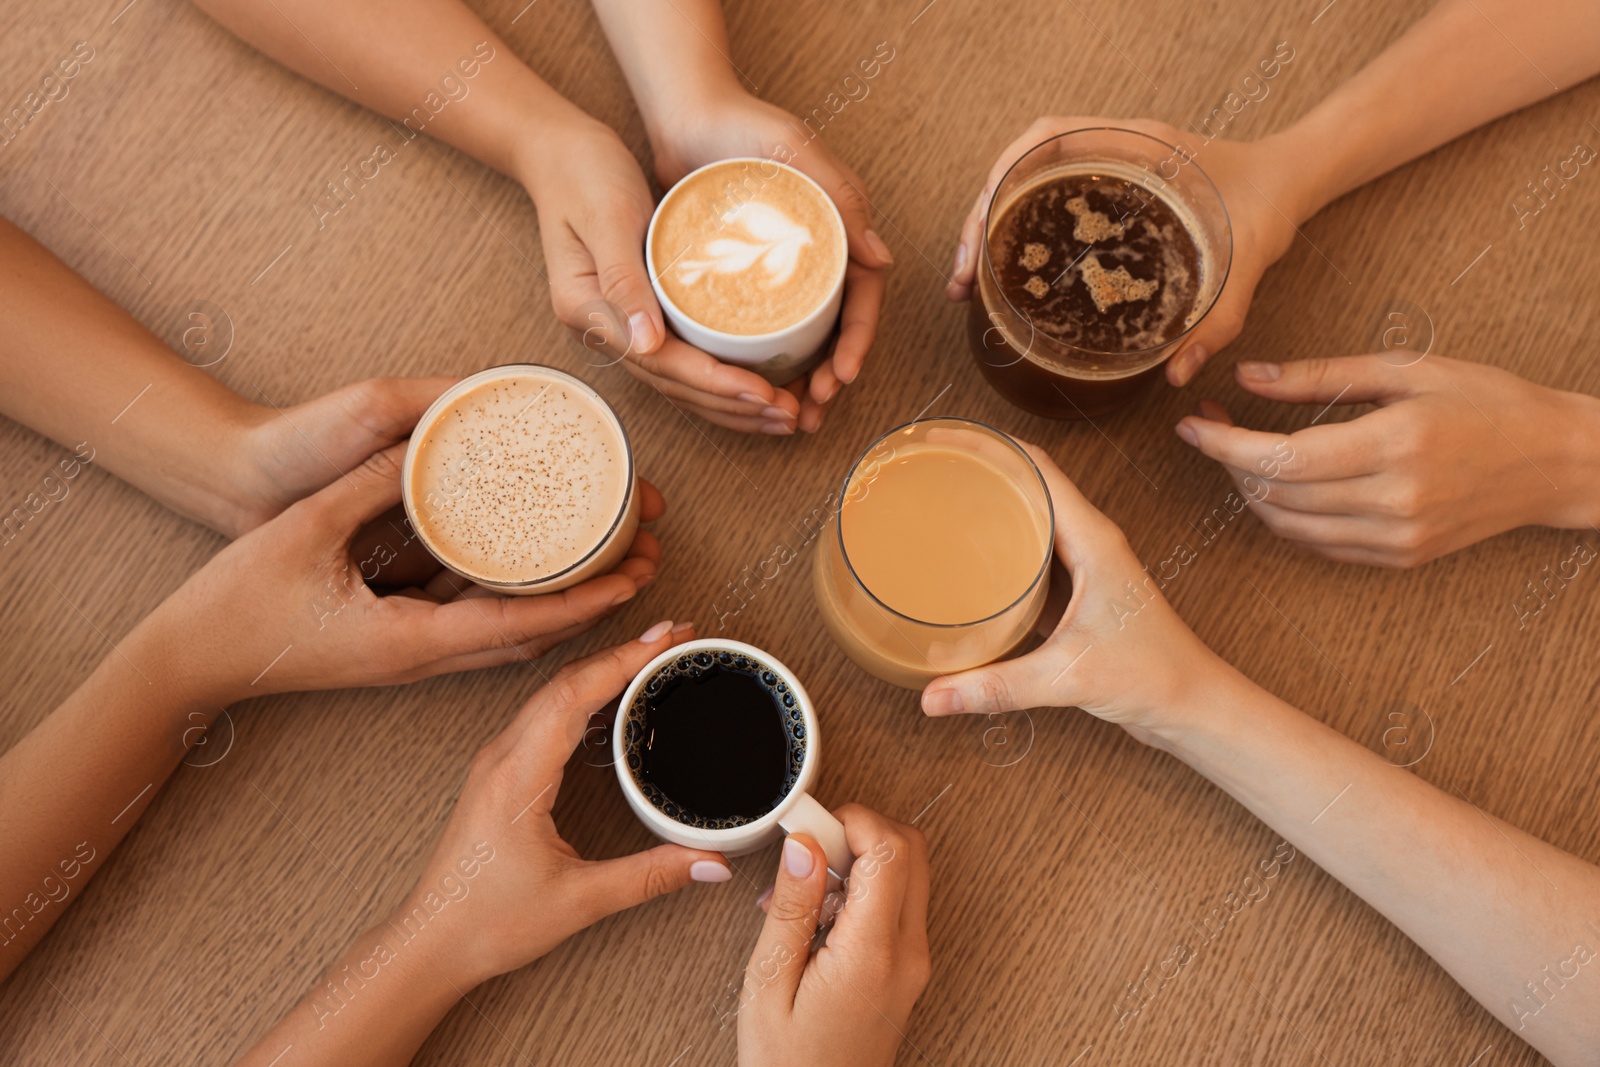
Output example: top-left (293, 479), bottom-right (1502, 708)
top-left (1266, 0), bottom-right (1600, 221)
top-left (1153, 662), bottom-right (1600, 1063)
top-left (0, 217), bottom-right (259, 534)
top-left (190, 0), bottom-right (584, 183)
top-left (236, 904), bottom-right (467, 1066)
top-left (589, 0), bottom-right (743, 144)
top-left (0, 622), bottom-right (213, 980)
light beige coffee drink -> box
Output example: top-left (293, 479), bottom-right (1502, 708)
top-left (402, 365), bottom-right (639, 594)
top-left (649, 159), bottom-right (847, 338)
top-left (813, 418), bottom-right (1054, 689)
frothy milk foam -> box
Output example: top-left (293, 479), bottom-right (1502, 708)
top-left (651, 161), bottom-right (845, 336)
top-left (410, 370), bottom-right (629, 584)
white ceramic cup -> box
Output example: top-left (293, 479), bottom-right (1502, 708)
top-left (646, 158), bottom-right (848, 386)
top-left (612, 639), bottom-right (852, 886)
top-left (400, 364), bottom-right (640, 596)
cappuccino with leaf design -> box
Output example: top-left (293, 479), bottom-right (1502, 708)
top-left (648, 159), bottom-right (847, 382)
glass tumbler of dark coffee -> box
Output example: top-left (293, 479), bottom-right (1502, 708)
top-left (969, 127), bottom-right (1233, 419)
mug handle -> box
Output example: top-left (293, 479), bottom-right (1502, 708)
top-left (778, 792), bottom-right (852, 892)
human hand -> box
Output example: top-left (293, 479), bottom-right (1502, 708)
top-left (213, 376), bottom-right (458, 538)
top-left (736, 806), bottom-right (929, 1067)
top-left (391, 622), bottom-right (732, 987)
top-left (651, 91), bottom-right (891, 434)
top-left (1176, 355), bottom-right (1600, 567)
top-left (512, 114), bottom-right (799, 435)
top-left (920, 443), bottom-right (1227, 742)
top-left (945, 116), bottom-right (1308, 386)
top-left (137, 441), bottom-right (664, 706)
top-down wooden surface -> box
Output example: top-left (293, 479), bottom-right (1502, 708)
top-left (3, 0), bottom-right (1599, 1063)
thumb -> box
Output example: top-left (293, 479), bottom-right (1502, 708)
top-left (1232, 353), bottom-right (1422, 406)
top-left (572, 843), bottom-right (731, 923)
top-left (304, 441), bottom-right (408, 535)
top-left (1167, 279), bottom-right (1253, 386)
top-left (588, 227), bottom-right (665, 357)
top-left (797, 154), bottom-right (891, 268)
top-left (745, 834), bottom-right (828, 1008)
top-left (922, 639), bottom-right (1086, 717)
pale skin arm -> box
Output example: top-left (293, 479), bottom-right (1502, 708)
top-left (0, 444), bottom-right (663, 983)
top-left (922, 449), bottom-right (1600, 1064)
top-left (949, 0), bottom-right (1600, 383)
top-left (0, 216), bottom-right (451, 538)
top-left (588, 0), bottom-right (892, 432)
top-left (189, 0), bottom-right (806, 433)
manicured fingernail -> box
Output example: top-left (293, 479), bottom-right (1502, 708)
top-left (756, 884), bottom-right (773, 909)
top-left (739, 392), bottom-right (769, 406)
top-left (952, 242), bottom-right (970, 278)
top-left (627, 312), bottom-right (659, 354)
top-left (864, 228), bottom-right (894, 265)
top-left (783, 837), bottom-right (815, 878)
top-left (1176, 422), bottom-right (1199, 447)
top-left (691, 860), bottom-right (732, 883)
top-left (762, 406), bottom-right (795, 422)
top-left (639, 620), bottom-right (673, 643)
top-left (1172, 344), bottom-right (1206, 385)
top-left (1237, 360), bottom-right (1281, 382)
top-left (670, 621), bottom-right (695, 635)
top-left (761, 421), bottom-right (795, 435)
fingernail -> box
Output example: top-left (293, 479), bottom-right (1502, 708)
top-left (1172, 344), bottom-right (1206, 385)
top-left (739, 392), bottom-right (769, 406)
top-left (922, 687), bottom-right (964, 716)
top-left (783, 836), bottom-right (815, 878)
top-left (838, 363), bottom-right (859, 385)
top-left (864, 228), bottom-right (894, 265)
top-left (756, 884), bottom-right (773, 909)
top-left (952, 242), bottom-right (970, 278)
top-left (639, 620), bottom-right (673, 643)
top-left (1237, 361), bottom-right (1281, 382)
top-left (610, 584), bottom-right (638, 607)
top-left (1175, 422), bottom-right (1199, 447)
top-left (822, 380), bottom-right (842, 404)
top-left (690, 860), bottom-right (732, 883)
top-left (628, 312), bottom-right (659, 354)
top-left (670, 621), bottom-right (695, 636)
top-left (633, 570), bottom-right (656, 590)
top-left (761, 406), bottom-right (795, 422)
top-left (761, 421), bottom-right (795, 435)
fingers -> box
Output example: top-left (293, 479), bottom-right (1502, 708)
top-left (946, 186), bottom-right (988, 301)
top-left (568, 218), bottom-right (665, 357)
top-left (1176, 414), bottom-right (1383, 482)
top-left (423, 571), bottom-right (644, 665)
top-left (820, 260), bottom-right (886, 395)
top-left (830, 804), bottom-right (921, 941)
top-left (1166, 280), bottom-right (1252, 386)
top-left (303, 442), bottom-right (409, 535)
top-left (636, 478), bottom-right (666, 523)
top-left (746, 834), bottom-right (831, 1009)
top-left (623, 338), bottom-right (799, 432)
top-left (1015, 441), bottom-right (1131, 573)
top-left (570, 842), bottom-right (732, 927)
top-left (1232, 354), bottom-right (1425, 405)
top-left (793, 150), bottom-right (891, 270)
top-left (921, 636), bottom-right (1087, 716)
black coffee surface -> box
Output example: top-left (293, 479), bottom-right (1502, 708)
top-left (625, 651), bottom-right (804, 828)
top-left (990, 170), bottom-right (1202, 354)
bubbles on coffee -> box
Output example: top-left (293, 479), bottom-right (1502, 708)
top-left (622, 649), bottom-right (806, 829)
top-left (989, 168), bottom-right (1204, 353)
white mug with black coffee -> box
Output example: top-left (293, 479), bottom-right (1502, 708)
top-left (647, 158), bottom-right (848, 385)
top-left (612, 639), bottom-right (852, 886)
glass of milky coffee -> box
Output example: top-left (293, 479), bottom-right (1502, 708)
top-left (647, 157), bottom-right (848, 385)
top-left (812, 417), bottom-right (1055, 689)
top-left (401, 365), bottom-right (640, 594)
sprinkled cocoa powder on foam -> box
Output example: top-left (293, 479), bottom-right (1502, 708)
top-left (410, 374), bottom-right (627, 584)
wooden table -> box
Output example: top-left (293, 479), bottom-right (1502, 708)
top-left (3, 0), bottom-right (1598, 1063)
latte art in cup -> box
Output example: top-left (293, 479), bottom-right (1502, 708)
top-left (401, 365), bottom-right (639, 594)
top-left (647, 158), bottom-right (848, 383)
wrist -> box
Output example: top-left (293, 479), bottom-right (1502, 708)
top-left (1249, 122), bottom-right (1346, 226)
top-left (506, 96), bottom-right (609, 198)
top-left (1544, 388), bottom-right (1600, 530)
top-left (1135, 650), bottom-right (1264, 758)
top-left (638, 74), bottom-right (749, 157)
